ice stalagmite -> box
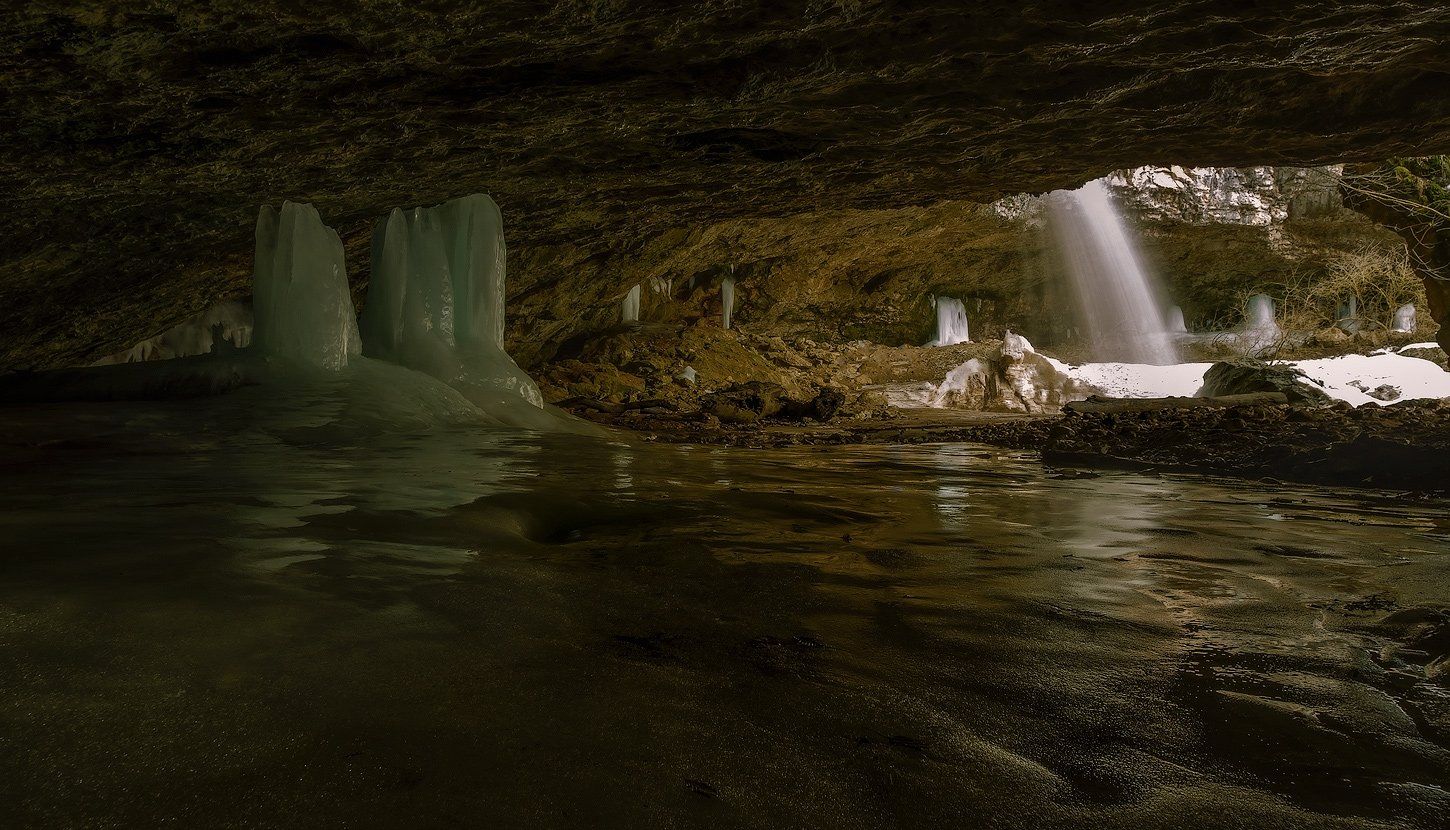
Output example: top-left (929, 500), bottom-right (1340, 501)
top-left (252, 202), bottom-right (361, 370)
top-left (722, 275), bottom-right (736, 329)
top-left (1167, 306), bottom-right (1187, 334)
top-left (360, 194), bottom-right (544, 416)
top-left (621, 285), bottom-right (641, 323)
top-left (1337, 296), bottom-right (1361, 333)
top-left (1393, 303), bottom-right (1417, 332)
top-left (928, 296), bottom-right (970, 346)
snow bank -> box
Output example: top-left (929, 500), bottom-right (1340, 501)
top-left (920, 347), bottom-right (1450, 410)
top-left (1292, 353), bottom-right (1450, 406)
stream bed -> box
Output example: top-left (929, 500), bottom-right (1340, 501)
top-left (2, 396), bottom-right (1448, 828)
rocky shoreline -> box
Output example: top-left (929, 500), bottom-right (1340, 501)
top-left (565, 394), bottom-right (1450, 492)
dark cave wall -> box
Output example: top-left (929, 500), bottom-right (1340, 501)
top-left (3, 1), bottom-right (1449, 370)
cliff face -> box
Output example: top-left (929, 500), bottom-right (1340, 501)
top-left (1107, 166), bottom-right (1344, 226)
top-left (504, 166), bottom-right (1394, 368)
top-left (2, 2), bottom-right (1449, 370)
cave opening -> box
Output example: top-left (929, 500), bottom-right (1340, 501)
top-left (3, 4), bottom-right (1450, 828)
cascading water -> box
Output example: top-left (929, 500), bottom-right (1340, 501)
top-left (928, 296), bottom-right (970, 346)
top-left (1049, 180), bottom-right (1178, 364)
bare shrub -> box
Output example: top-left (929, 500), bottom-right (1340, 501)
top-left (1279, 244), bottom-right (1424, 334)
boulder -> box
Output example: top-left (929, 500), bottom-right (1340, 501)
top-left (778, 387), bottom-right (846, 422)
top-left (1198, 359), bottom-right (1331, 405)
top-left (700, 381), bottom-right (787, 423)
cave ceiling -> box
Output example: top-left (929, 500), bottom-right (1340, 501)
top-left (3, 1), bottom-right (1450, 368)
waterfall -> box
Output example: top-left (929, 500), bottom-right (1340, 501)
top-left (928, 296), bottom-right (970, 346)
top-left (722, 276), bottom-right (735, 329)
top-left (620, 284), bottom-right (641, 323)
top-left (1392, 303), bottom-right (1416, 332)
top-left (1048, 179), bottom-right (1178, 364)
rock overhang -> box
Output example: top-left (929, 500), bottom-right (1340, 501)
top-left (3, 1), bottom-right (1450, 369)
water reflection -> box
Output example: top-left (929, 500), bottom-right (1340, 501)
top-left (1, 400), bottom-right (1447, 828)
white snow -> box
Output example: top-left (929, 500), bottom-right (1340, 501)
top-left (1043, 357), bottom-right (1213, 399)
top-left (922, 346), bottom-right (1450, 411)
top-left (1291, 353), bottom-right (1450, 406)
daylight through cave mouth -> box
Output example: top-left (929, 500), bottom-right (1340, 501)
top-left (3, 4), bottom-right (1450, 828)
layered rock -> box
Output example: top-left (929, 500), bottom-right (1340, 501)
top-left (3, 3), bottom-right (1450, 370)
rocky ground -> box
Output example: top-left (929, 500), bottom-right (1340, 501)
top-left (545, 320), bottom-right (1450, 491)
top-left (574, 393), bottom-right (1450, 492)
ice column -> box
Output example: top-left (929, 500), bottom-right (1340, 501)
top-left (621, 284), bottom-right (641, 324)
top-left (1337, 296), bottom-right (1361, 333)
top-left (252, 202), bottom-right (361, 370)
top-left (360, 194), bottom-right (542, 409)
top-left (1241, 293), bottom-right (1282, 353)
top-left (1392, 303), bottom-right (1417, 332)
top-left (722, 275), bottom-right (736, 329)
top-left (929, 296), bottom-right (970, 346)
top-left (1167, 305), bottom-right (1187, 334)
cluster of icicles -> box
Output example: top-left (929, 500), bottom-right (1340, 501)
top-left (620, 274), bottom-right (736, 329)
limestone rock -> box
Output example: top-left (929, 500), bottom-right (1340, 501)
top-left (1199, 360), bottom-right (1331, 405)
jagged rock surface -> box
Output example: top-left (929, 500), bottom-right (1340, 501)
top-left (2, 2), bottom-right (1449, 370)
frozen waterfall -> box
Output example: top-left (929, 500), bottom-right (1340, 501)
top-left (1166, 305), bottom-right (1187, 334)
top-left (252, 202), bottom-right (362, 370)
top-left (1239, 293), bottom-right (1282, 353)
top-left (620, 284), bottom-right (641, 324)
top-left (928, 296), bottom-right (970, 346)
top-left (1049, 179), bottom-right (1178, 364)
top-left (360, 194), bottom-right (543, 412)
top-left (722, 275), bottom-right (736, 330)
top-left (1393, 303), bottom-right (1416, 333)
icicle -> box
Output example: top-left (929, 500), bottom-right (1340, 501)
top-left (621, 284), bottom-right (641, 323)
top-left (722, 275), bottom-right (735, 329)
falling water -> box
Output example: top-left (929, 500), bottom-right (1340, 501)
top-left (1049, 180), bottom-right (1178, 364)
top-left (929, 296), bottom-right (971, 346)
top-left (722, 276), bottom-right (736, 329)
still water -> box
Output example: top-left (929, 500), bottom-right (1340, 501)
top-left (2, 394), bottom-right (1447, 828)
